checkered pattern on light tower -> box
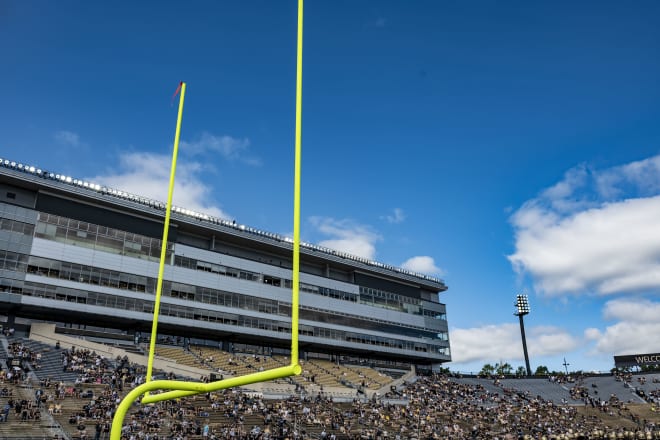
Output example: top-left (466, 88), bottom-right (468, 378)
top-left (515, 294), bottom-right (530, 316)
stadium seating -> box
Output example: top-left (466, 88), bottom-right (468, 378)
top-left (2, 332), bottom-right (660, 439)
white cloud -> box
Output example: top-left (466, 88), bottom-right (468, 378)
top-left (602, 297), bottom-right (660, 322)
top-left (585, 298), bottom-right (660, 355)
top-left (400, 256), bottom-right (443, 276)
top-left (86, 151), bottom-right (230, 219)
top-left (596, 155), bottom-right (660, 199)
top-left (509, 154), bottom-right (660, 297)
top-left (449, 323), bottom-right (579, 364)
top-left (54, 130), bottom-right (82, 148)
top-left (530, 325), bottom-right (580, 354)
top-left (181, 132), bottom-right (259, 165)
top-left (590, 320), bottom-right (660, 355)
top-left (308, 216), bottom-right (443, 276)
top-left (309, 217), bottom-right (381, 260)
top-left (584, 327), bottom-right (602, 341)
top-left (383, 207), bottom-right (406, 224)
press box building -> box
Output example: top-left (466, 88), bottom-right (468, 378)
top-left (0, 158), bottom-right (451, 370)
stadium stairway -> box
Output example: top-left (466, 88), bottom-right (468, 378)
top-left (0, 381), bottom-right (67, 440)
top-left (581, 375), bottom-right (647, 403)
top-left (498, 377), bottom-right (578, 404)
top-left (0, 337), bottom-right (9, 372)
top-left (450, 376), bottom-right (505, 396)
top-left (29, 323), bottom-right (209, 382)
top-left (631, 373), bottom-right (660, 401)
top-left (18, 338), bottom-right (80, 384)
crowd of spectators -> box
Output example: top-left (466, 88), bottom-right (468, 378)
top-left (1, 339), bottom-right (660, 439)
top-left (47, 372), bottom-right (660, 440)
top-left (4, 340), bottom-right (38, 381)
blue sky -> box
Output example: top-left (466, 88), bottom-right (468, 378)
top-left (3, 0), bottom-right (660, 373)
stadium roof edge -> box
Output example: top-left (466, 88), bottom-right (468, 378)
top-left (0, 157), bottom-right (446, 289)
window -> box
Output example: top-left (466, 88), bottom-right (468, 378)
top-left (263, 275), bottom-right (281, 287)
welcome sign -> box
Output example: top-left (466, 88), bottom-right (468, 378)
top-left (614, 353), bottom-right (660, 368)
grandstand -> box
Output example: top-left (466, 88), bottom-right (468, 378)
top-left (0, 330), bottom-right (659, 439)
top-left (0, 158), bottom-right (450, 374)
top-left (1, 160), bottom-right (660, 438)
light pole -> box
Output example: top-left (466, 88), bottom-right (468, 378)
top-left (514, 294), bottom-right (532, 376)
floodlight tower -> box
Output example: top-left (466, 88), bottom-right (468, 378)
top-left (514, 294), bottom-right (532, 376)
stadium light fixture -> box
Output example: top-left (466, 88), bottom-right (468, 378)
top-left (514, 294), bottom-right (532, 376)
top-left (515, 294), bottom-right (530, 315)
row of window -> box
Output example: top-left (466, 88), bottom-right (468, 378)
top-left (0, 278), bottom-right (449, 356)
top-left (33, 212), bottom-right (445, 318)
top-left (174, 255), bottom-right (261, 282)
top-left (302, 306), bottom-right (444, 340)
top-left (18, 254), bottom-right (447, 337)
top-left (0, 213), bottom-right (450, 336)
top-left (0, 249), bottom-right (28, 273)
top-left (2, 213), bottom-right (448, 332)
top-left (175, 255), bottom-right (360, 303)
top-left (0, 213), bottom-right (451, 355)
top-left (176, 254), bottom-right (446, 318)
top-left (0, 218), bottom-right (35, 236)
top-left (35, 213), bottom-right (173, 263)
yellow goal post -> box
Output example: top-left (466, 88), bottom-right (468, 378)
top-left (110, 1), bottom-right (304, 438)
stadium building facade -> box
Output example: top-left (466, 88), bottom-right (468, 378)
top-left (0, 159), bottom-right (451, 369)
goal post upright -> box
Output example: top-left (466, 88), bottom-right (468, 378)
top-left (110, 1), bottom-right (304, 438)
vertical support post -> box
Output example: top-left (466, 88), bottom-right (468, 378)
top-left (290, 0), bottom-right (303, 366)
top-left (110, 3), bottom-right (305, 438)
top-left (145, 82), bottom-right (186, 392)
top-left (518, 314), bottom-right (531, 376)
